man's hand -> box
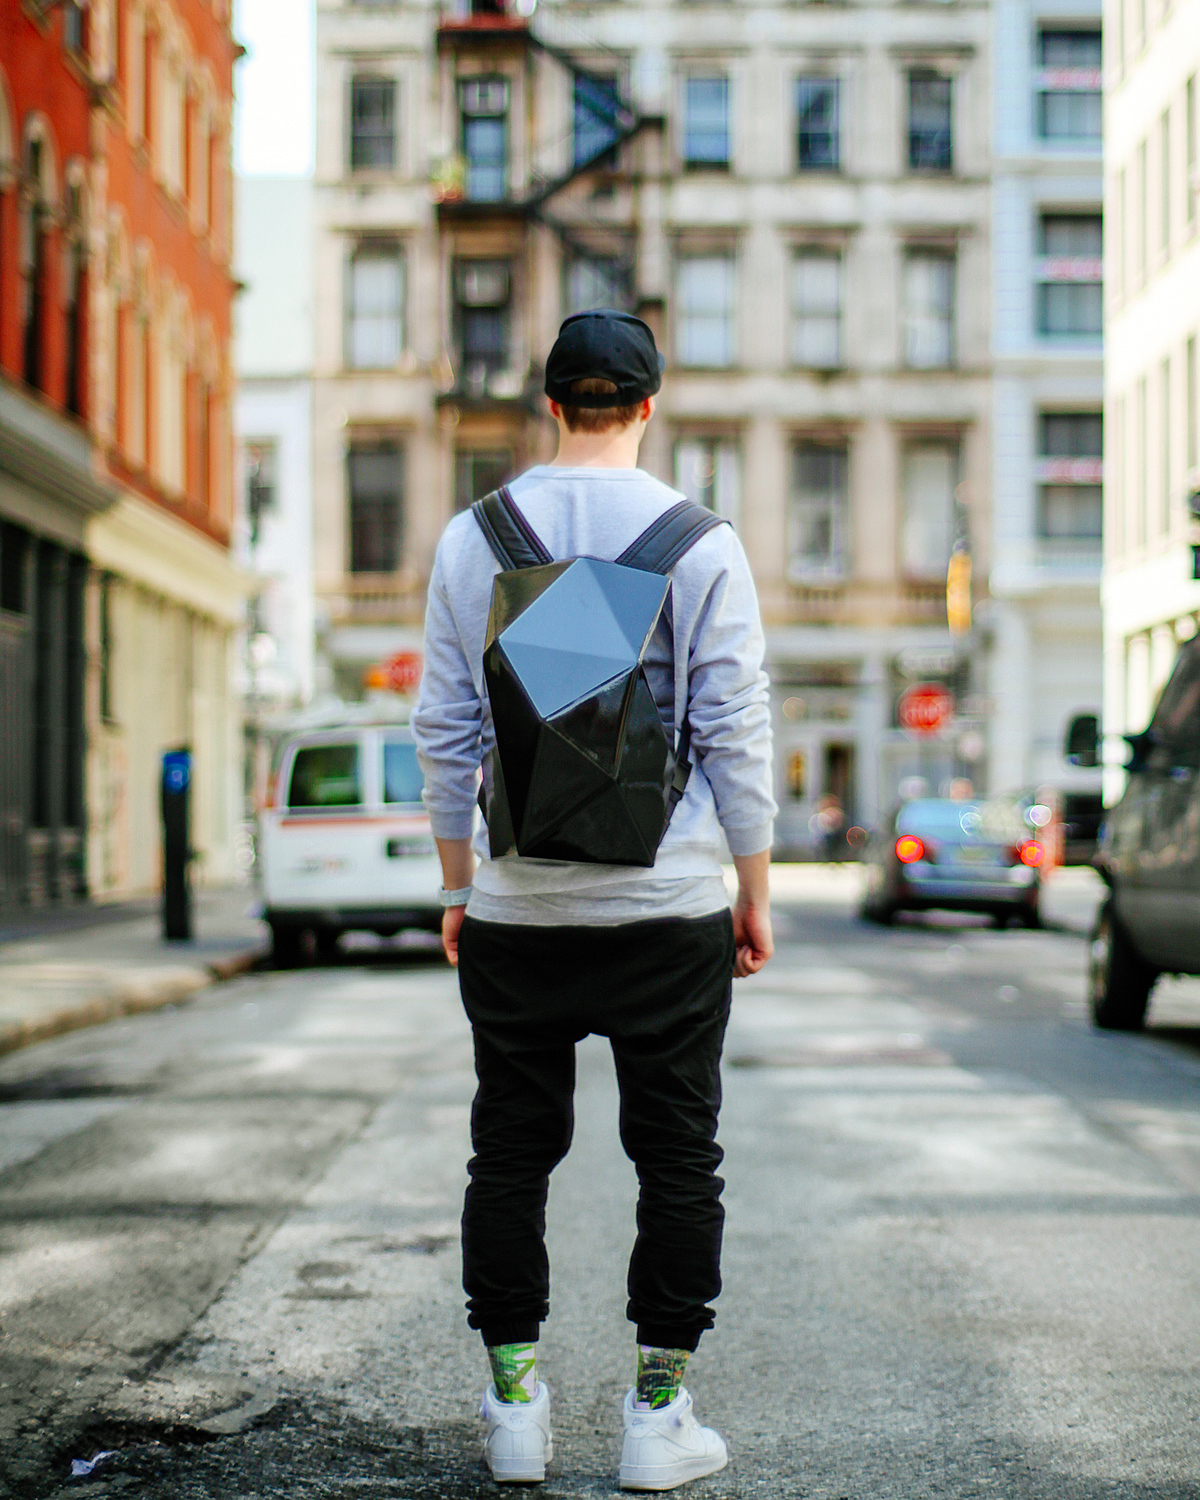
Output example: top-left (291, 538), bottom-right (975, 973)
top-left (435, 836), bottom-right (475, 968)
top-left (442, 903), bottom-right (467, 967)
top-left (731, 849), bottom-right (773, 978)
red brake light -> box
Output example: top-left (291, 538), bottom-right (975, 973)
top-left (895, 834), bottom-right (925, 864)
top-left (1019, 840), bottom-right (1045, 867)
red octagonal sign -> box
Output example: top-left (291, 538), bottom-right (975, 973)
top-left (898, 682), bottom-right (955, 736)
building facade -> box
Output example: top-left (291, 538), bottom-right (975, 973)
top-left (989, 0), bottom-right (1104, 805)
top-left (314, 0), bottom-right (997, 847)
top-left (1103, 0), bottom-right (1200, 800)
top-left (0, 0), bottom-right (244, 908)
top-left (233, 174), bottom-right (315, 804)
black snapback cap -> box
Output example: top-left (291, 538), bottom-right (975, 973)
top-left (544, 309), bottom-right (665, 408)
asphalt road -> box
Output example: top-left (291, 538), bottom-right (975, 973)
top-left (2, 891), bottom-right (1200, 1499)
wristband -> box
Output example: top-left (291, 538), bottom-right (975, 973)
top-left (439, 885), bottom-right (473, 908)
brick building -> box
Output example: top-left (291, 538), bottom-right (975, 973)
top-left (0, 0), bottom-right (245, 910)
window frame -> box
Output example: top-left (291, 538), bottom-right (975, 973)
top-left (791, 248), bottom-right (843, 370)
top-left (1035, 411), bottom-right (1104, 546)
top-left (675, 252), bottom-right (737, 369)
top-left (1035, 213), bottom-right (1103, 339)
top-left (345, 242), bottom-right (405, 370)
top-left (682, 75), bottom-right (731, 170)
top-left (674, 435), bottom-right (742, 530)
top-left (900, 439), bottom-right (959, 583)
top-left (349, 75), bottom-right (397, 173)
top-left (796, 77), bottom-right (840, 173)
top-left (788, 441), bottom-right (850, 585)
top-left (1035, 29), bottom-right (1102, 145)
top-left (460, 76), bottom-right (510, 202)
top-left (902, 248), bottom-right (956, 370)
top-left (907, 70), bottom-right (953, 174)
top-left (346, 440), bottom-right (404, 575)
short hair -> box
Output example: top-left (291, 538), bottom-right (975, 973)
top-left (558, 377), bottom-right (642, 434)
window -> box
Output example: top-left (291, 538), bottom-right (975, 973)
top-left (347, 246), bottom-right (404, 368)
top-left (902, 442), bottom-right (957, 580)
top-left (1036, 413), bottom-right (1103, 545)
top-left (1138, 139), bottom-right (1148, 279)
top-left (676, 256), bottom-right (735, 367)
top-left (575, 74), bottom-right (621, 168)
top-left (455, 260), bottom-right (511, 387)
top-left (1036, 215), bottom-right (1102, 336)
top-left (683, 77), bottom-right (729, 169)
top-left (1036, 30), bottom-right (1101, 141)
top-left (455, 449), bottom-right (513, 512)
top-left (1188, 77), bottom-right (1196, 229)
top-left (461, 78), bottom-right (508, 201)
top-left (791, 251), bottom-right (841, 368)
top-left (350, 77), bottom-right (395, 171)
top-left (788, 444), bottom-right (848, 583)
top-left (382, 741), bottom-right (425, 805)
top-left (347, 443), bottom-right (402, 573)
top-left (565, 254), bottom-right (628, 315)
top-left (64, 0), bottom-right (85, 52)
top-left (903, 251), bottom-right (955, 368)
top-left (245, 439), bottom-right (278, 545)
top-left (675, 438), bottom-right (740, 528)
top-left (908, 72), bottom-right (952, 172)
top-left (1188, 335), bottom-right (1197, 471)
top-left (288, 743), bottom-right (362, 809)
top-left (1162, 111), bottom-right (1171, 255)
top-left (796, 79), bottom-right (839, 171)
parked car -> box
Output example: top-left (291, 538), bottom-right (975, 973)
top-left (1090, 634), bottom-right (1200, 1029)
top-left (859, 797), bottom-right (1046, 927)
top-left (258, 723), bottom-right (442, 966)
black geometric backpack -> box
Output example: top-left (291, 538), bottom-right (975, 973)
top-left (472, 486), bottom-right (728, 867)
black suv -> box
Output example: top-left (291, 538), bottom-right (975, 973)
top-left (1090, 634), bottom-right (1200, 1029)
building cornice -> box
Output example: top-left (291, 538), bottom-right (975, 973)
top-left (0, 380), bottom-right (118, 519)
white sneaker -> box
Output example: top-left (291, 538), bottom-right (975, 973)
top-left (619, 1386), bottom-right (728, 1491)
top-left (480, 1380), bottom-right (553, 1483)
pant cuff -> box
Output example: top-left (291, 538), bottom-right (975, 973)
top-left (635, 1322), bottom-right (704, 1353)
top-left (478, 1320), bottom-right (541, 1348)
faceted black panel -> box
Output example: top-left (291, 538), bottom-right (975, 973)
top-left (540, 780), bottom-right (657, 866)
top-left (487, 561), bottom-right (572, 644)
top-left (520, 722), bottom-right (614, 850)
top-left (482, 641), bottom-right (541, 837)
top-left (482, 746), bottom-right (516, 858)
top-left (616, 669), bottom-right (675, 797)
top-left (548, 673), bottom-right (633, 777)
top-left (498, 558), bottom-right (669, 719)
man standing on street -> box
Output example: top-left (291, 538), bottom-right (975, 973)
top-left (413, 309), bottom-right (776, 1491)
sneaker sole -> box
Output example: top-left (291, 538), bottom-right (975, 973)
top-left (486, 1440), bottom-right (553, 1483)
top-left (619, 1449), bottom-right (728, 1492)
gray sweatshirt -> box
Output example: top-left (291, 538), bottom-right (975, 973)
top-left (412, 464), bottom-right (776, 924)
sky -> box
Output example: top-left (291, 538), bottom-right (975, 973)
top-left (233, 0), bottom-right (315, 176)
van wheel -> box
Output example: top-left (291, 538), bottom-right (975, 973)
top-left (1088, 900), bottom-right (1156, 1031)
top-left (270, 922), bottom-right (303, 970)
top-left (1018, 904), bottom-right (1042, 930)
top-left (314, 928), bottom-right (341, 963)
top-left (860, 900), bottom-right (895, 926)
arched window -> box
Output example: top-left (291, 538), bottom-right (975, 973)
top-left (21, 137), bottom-right (47, 391)
top-left (64, 175), bottom-right (87, 418)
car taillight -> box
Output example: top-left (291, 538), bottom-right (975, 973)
top-left (895, 835), bottom-right (926, 863)
top-left (1018, 840), bottom-right (1045, 867)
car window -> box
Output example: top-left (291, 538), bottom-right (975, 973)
top-left (287, 743), bottom-right (361, 808)
top-left (897, 799), bottom-right (1027, 843)
top-left (1150, 641), bottom-right (1200, 745)
top-left (383, 740), bottom-right (425, 805)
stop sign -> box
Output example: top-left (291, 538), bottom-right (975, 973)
top-left (898, 682), bottom-right (955, 735)
top-left (364, 651), bottom-right (423, 694)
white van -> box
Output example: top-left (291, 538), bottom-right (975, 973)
top-left (259, 723), bottom-right (442, 965)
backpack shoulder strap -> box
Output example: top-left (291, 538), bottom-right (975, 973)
top-left (615, 500), bottom-right (728, 575)
top-left (472, 486), bottom-right (553, 571)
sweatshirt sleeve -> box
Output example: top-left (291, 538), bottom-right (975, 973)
top-left (411, 542), bottom-right (482, 841)
top-left (682, 530), bottom-right (777, 856)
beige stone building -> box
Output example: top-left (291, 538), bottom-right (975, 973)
top-left (314, 0), bottom-right (995, 848)
top-left (1102, 0), bottom-right (1200, 799)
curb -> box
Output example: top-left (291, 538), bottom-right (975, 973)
top-left (0, 947), bottom-right (268, 1058)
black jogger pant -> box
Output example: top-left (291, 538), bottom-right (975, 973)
top-left (457, 910), bottom-right (735, 1353)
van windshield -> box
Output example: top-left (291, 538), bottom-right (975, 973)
top-left (383, 741), bottom-right (425, 805)
top-left (288, 744), bottom-right (361, 808)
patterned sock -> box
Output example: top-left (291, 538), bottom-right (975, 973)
top-left (488, 1342), bottom-right (538, 1404)
top-left (634, 1346), bottom-right (690, 1410)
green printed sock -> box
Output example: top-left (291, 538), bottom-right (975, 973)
top-left (488, 1341), bottom-right (538, 1404)
top-left (634, 1346), bottom-right (690, 1411)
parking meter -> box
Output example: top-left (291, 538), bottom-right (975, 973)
top-left (161, 747), bottom-right (192, 941)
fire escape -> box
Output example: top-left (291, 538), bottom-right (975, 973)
top-left (433, 0), bottom-right (660, 422)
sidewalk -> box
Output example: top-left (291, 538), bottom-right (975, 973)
top-left (0, 887), bottom-right (269, 1057)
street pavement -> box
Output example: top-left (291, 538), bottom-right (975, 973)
top-left (1, 872), bottom-right (1199, 1498)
